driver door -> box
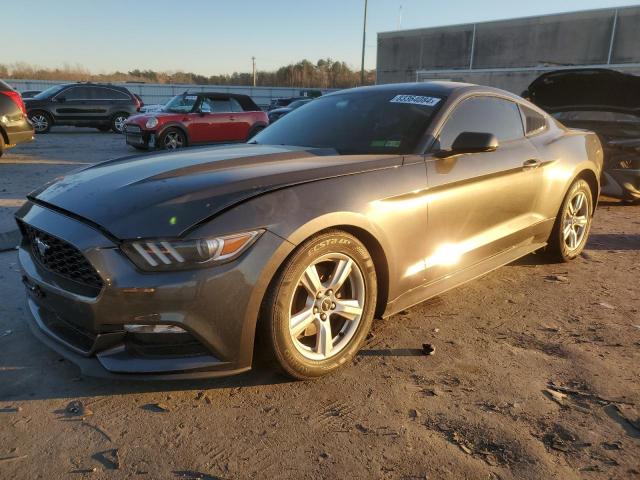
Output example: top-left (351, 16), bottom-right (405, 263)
top-left (424, 95), bottom-right (543, 283)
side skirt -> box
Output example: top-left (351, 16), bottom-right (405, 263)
top-left (383, 240), bottom-right (547, 318)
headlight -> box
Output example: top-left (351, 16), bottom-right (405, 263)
top-left (145, 117), bottom-right (158, 129)
top-left (121, 230), bottom-right (263, 271)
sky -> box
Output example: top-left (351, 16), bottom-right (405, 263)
top-left (3, 0), bottom-right (638, 75)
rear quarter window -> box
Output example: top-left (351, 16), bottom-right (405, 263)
top-left (520, 104), bottom-right (548, 135)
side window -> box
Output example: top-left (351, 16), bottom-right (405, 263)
top-left (212, 99), bottom-right (233, 113)
top-left (437, 96), bottom-right (524, 150)
top-left (230, 98), bottom-right (244, 112)
top-left (199, 97), bottom-right (215, 113)
top-left (93, 87), bottom-right (130, 100)
top-left (520, 104), bottom-right (547, 135)
top-left (62, 87), bottom-right (90, 100)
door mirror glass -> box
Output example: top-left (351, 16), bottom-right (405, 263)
top-left (438, 131), bottom-right (498, 157)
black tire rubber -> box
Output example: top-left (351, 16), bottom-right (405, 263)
top-left (29, 111), bottom-right (52, 134)
top-left (0, 135), bottom-right (4, 157)
top-left (132, 146), bottom-right (147, 151)
top-left (159, 128), bottom-right (187, 150)
top-left (260, 229), bottom-right (377, 380)
top-left (546, 178), bottom-right (593, 262)
top-left (110, 112), bottom-right (129, 133)
top-left (246, 125), bottom-right (265, 141)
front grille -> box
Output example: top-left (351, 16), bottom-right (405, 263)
top-left (125, 124), bottom-right (141, 134)
top-left (22, 224), bottom-right (104, 292)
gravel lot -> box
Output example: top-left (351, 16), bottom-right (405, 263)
top-left (0, 130), bottom-right (638, 479)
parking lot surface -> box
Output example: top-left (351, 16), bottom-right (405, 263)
top-left (0, 131), bottom-right (639, 479)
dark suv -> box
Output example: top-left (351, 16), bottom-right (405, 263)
top-left (24, 83), bottom-right (142, 134)
top-left (0, 80), bottom-right (34, 156)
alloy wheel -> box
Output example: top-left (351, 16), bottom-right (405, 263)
top-left (31, 114), bottom-right (49, 132)
top-left (113, 116), bottom-right (127, 133)
top-left (563, 191), bottom-right (589, 251)
top-left (163, 131), bottom-right (184, 149)
top-left (288, 253), bottom-right (365, 360)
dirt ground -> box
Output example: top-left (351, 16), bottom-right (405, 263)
top-left (0, 131), bottom-right (639, 480)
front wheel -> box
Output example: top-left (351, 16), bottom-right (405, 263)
top-left (159, 128), bottom-right (186, 150)
top-left (0, 135), bottom-right (4, 157)
top-left (261, 230), bottom-right (377, 380)
top-left (546, 179), bottom-right (594, 262)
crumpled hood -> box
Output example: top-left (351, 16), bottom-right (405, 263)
top-left (30, 144), bottom-right (401, 239)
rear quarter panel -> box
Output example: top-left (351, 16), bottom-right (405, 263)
top-left (528, 121), bottom-right (602, 219)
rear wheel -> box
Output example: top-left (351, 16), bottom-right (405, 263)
top-left (261, 230), bottom-right (377, 379)
top-left (159, 128), bottom-right (186, 150)
top-left (111, 113), bottom-right (129, 133)
top-left (29, 111), bottom-right (52, 133)
top-left (546, 179), bottom-right (593, 261)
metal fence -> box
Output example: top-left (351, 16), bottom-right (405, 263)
top-left (7, 79), bottom-right (339, 109)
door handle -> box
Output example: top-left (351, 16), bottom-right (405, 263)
top-left (523, 158), bottom-right (541, 169)
top-left (229, 116), bottom-right (235, 121)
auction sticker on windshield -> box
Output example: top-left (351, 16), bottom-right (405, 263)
top-left (390, 95), bottom-right (441, 107)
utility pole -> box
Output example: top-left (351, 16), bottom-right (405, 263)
top-left (251, 56), bottom-right (256, 87)
top-left (360, 0), bottom-right (368, 85)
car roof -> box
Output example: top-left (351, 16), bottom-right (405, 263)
top-left (324, 81), bottom-right (520, 101)
top-left (57, 82), bottom-right (130, 91)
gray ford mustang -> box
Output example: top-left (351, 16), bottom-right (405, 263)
top-left (17, 82), bottom-right (603, 380)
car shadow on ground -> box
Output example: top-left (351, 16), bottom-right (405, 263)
top-left (0, 361), bottom-right (294, 402)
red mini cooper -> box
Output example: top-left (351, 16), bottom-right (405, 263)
top-left (124, 92), bottom-right (268, 150)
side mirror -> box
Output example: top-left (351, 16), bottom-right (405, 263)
top-left (437, 132), bottom-right (498, 157)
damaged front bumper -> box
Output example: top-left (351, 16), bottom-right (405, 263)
top-left (16, 201), bottom-right (285, 379)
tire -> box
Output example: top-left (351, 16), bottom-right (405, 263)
top-left (110, 113), bottom-right (129, 134)
top-left (29, 111), bottom-right (52, 134)
top-left (261, 230), bottom-right (377, 380)
top-left (159, 128), bottom-right (187, 150)
top-left (546, 179), bottom-right (593, 262)
top-left (246, 125), bottom-right (265, 141)
top-left (132, 146), bottom-right (147, 151)
top-left (0, 135), bottom-right (4, 157)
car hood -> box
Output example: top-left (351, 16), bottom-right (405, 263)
top-left (526, 68), bottom-right (640, 115)
top-left (127, 111), bottom-right (181, 124)
top-left (30, 144), bottom-right (402, 239)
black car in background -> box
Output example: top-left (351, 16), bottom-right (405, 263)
top-left (20, 90), bottom-right (41, 99)
top-left (268, 96), bottom-right (308, 111)
top-left (268, 98), bottom-right (313, 123)
top-left (24, 83), bottom-right (142, 134)
top-left (524, 68), bottom-right (640, 202)
top-left (0, 80), bottom-right (34, 157)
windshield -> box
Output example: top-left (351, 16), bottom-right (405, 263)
top-left (253, 91), bottom-right (444, 154)
top-left (33, 85), bottom-right (66, 100)
top-left (163, 94), bottom-right (198, 113)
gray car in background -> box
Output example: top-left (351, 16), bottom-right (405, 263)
top-left (24, 82), bottom-right (142, 134)
top-left (17, 82), bottom-right (602, 380)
